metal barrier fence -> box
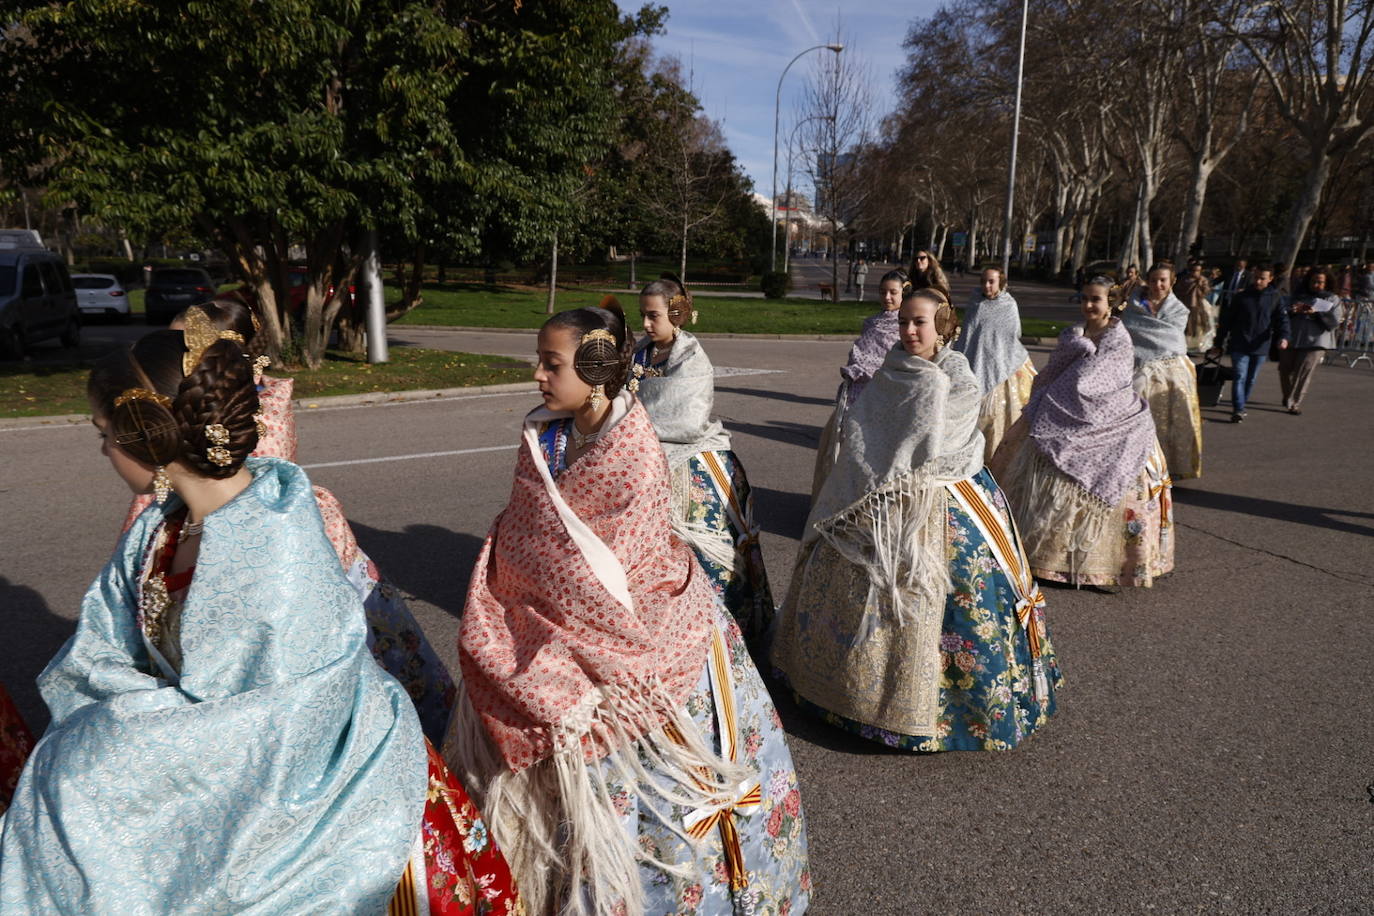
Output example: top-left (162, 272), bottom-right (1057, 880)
top-left (1327, 298), bottom-right (1374, 369)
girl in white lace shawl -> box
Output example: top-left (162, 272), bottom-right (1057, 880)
top-left (772, 289), bottom-right (1061, 751)
top-left (629, 280), bottom-right (775, 644)
top-left (954, 267), bottom-right (1037, 462)
top-left (1122, 263), bottom-right (1203, 479)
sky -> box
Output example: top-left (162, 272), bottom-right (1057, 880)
top-left (614, 0), bottom-right (942, 197)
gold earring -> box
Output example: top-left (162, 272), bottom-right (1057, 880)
top-left (935, 334), bottom-right (947, 350)
top-left (153, 466), bottom-right (172, 505)
top-left (587, 384), bottom-right (606, 410)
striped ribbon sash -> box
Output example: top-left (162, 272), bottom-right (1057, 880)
top-left (946, 477), bottom-right (1050, 703)
top-left (675, 627), bottom-right (761, 890)
top-left (699, 451), bottom-right (755, 550)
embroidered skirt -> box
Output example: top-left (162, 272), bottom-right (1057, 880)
top-left (1136, 354), bottom-right (1203, 480)
top-left (670, 450), bottom-right (775, 645)
top-left (994, 424), bottom-right (1175, 588)
top-left (977, 359), bottom-right (1037, 464)
top-left (0, 684), bottom-right (34, 816)
top-left (772, 470), bottom-right (1061, 752)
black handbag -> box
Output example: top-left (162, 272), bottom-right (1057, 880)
top-left (1195, 355), bottom-right (1234, 407)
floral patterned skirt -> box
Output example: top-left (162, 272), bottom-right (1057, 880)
top-left (670, 451), bottom-right (775, 646)
top-left (995, 424), bottom-right (1175, 588)
top-left (977, 359), bottom-right (1036, 465)
top-left (615, 607), bottom-right (811, 914)
top-left (772, 471), bottom-right (1061, 752)
top-left (0, 684), bottom-right (34, 816)
top-left (389, 740), bottom-right (521, 915)
top-left (1137, 355), bottom-right (1202, 480)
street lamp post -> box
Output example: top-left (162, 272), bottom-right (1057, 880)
top-left (771, 43), bottom-right (843, 274)
top-left (999, 0), bottom-right (1029, 277)
top-left (782, 114), bottom-right (835, 274)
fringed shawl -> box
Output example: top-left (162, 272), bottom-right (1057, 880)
top-left (1122, 293), bottom-right (1189, 365)
top-left (1025, 321), bottom-right (1156, 508)
top-left (459, 392), bottom-right (717, 774)
top-left (839, 310), bottom-right (901, 407)
top-left (806, 345), bottom-right (984, 635)
top-left (631, 331), bottom-right (731, 469)
top-left (954, 290), bottom-right (1029, 395)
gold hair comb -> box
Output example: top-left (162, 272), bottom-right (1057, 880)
top-left (182, 306), bottom-right (246, 376)
top-left (114, 388), bottom-right (173, 409)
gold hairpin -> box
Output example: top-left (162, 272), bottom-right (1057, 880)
top-left (182, 306), bottom-right (246, 376)
top-left (114, 388), bottom-right (173, 409)
top-left (581, 329), bottom-right (615, 345)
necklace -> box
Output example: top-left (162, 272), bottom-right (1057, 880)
top-left (569, 419), bottom-right (603, 451)
top-left (179, 520), bottom-right (204, 543)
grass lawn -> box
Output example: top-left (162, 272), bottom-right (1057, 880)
top-left (391, 282), bottom-right (1066, 338)
top-left (1, 347), bottom-right (531, 419)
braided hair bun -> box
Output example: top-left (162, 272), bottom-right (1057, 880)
top-left (88, 331), bottom-right (261, 478)
top-left (544, 299), bottom-right (634, 399)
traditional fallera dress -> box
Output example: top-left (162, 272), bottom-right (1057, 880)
top-left (1, 459), bottom-right (519, 914)
top-left (0, 685), bottom-right (34, 816)
top-left (121, 374), bottom-right (455, 743)
top-left (772, 344), bottom-right (1060, 752)
top-left (443, 391), bottom-right (810, 916)
top-left (953, 289), bottom-right (1037, 463)
top-left (1122, 293), bottom-right (1203, 480)
top-left (813, 309), bottom-right (901, 493)
top-left (630, 332), bottom-right (774, 642)
top-left (989, 320), bottom-right (1174, 588)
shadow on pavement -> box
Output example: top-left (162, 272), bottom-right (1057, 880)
top-left (723, 419), bottom-right (821, 449)
top-left (1172, 488), bottom-right (1374, 537)
top-left (716, 385), bottom-right (835, 408)
top-left (350, 522), bottom-right (486, 619)
top-left (0, 575), bottom-right (75, 733)
top-left (750, 486), bottom-right (811, 540)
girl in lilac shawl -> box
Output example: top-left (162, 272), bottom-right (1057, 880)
top-left (812, 269), bottom-right (909, 492)
top-left (990, 277), bottom-right (1175, 589)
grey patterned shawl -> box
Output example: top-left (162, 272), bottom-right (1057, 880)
top-left (954, 290), bottom-right (1029, 395)
top-left (805, 344), bottom-right (984, 633)
top-left (1026, 320), bottom-right (1155, 507)
top-left (631, 331), bottom-right (731, 468)
top-left (839, 310), bottom-right (901, 407)
top-left (1121, 293), bottom-right (1188, 365)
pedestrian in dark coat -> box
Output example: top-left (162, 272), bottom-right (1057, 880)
top-left (1209, 264), bottom-right (1290, 422)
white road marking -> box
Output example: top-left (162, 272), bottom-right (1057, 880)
top-left (303, 444), bottom-right (513, 469)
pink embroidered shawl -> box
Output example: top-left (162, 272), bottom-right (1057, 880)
top-left (460, 398), bottom-right (715, 773)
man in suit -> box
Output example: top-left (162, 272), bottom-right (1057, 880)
top-left (1221, 258), bottom-right (1249, 308)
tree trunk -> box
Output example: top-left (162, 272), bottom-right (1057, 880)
top-left (1276, 147), bottom-right (1345, 283)
top-left (967, 213), bottom-right (979, 273)
top-left (1119, 184), bottom-right (1143, 273)
top-left (830, 218), bottom-right (840, 302)
top-left (937, 224), bottom-right (949, 260)
top-left (545, 230), bottom-right (559, 315)
top-left (679, 214), bottom-right (689, 283)
top-left (629, 252), bottom-right (637, 289)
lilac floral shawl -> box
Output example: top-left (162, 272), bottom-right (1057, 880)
top-left (1025, 320), bottom-right (1156, 506)
top-left (839, 310), bottom-right (901, 406)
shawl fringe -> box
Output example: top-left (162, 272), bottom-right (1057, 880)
top-left (446, 677), bottom-right (750, 916)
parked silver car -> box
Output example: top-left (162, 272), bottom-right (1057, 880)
top-left (0, 230), bottom-right (80, 359)
top-left (72, 273), bottom-right (132, 320)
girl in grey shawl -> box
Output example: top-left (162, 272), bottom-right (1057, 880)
top-left (990, 277), bottom-right (1175, 588)
top-left (772, 288), bottom-right (1061, 752)
top-left (954, 267), bottom-right (1037, 462)
top-left (811, 269), bottom-right (909, 494)
top-left (629, 279), bottom-right (775, 644)
top-left (1121, 263), bottom-right (1204, 480)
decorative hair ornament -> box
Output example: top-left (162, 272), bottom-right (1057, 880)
top-left (114, 387), bottom-right (173, 409)
top-left (206, 446), bottom-right (233, 467)
top-left (573, 327), bottom-right (624, 389)
top-left (182, 306), bottom-right (246, 376)
top-left (253, 411), bottom-right (267, 438)
top-left (249, 354), bottom-right (270, 383)
top-left (205, 423), bottom-right (230, 445)
top-left (249, 310), bottom-right (262, 333)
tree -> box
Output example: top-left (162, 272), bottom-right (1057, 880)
top-left (0, 0), bottom-right (660, 366)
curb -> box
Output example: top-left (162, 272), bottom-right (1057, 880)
top-left (1, 381), bottom-right (539, 429)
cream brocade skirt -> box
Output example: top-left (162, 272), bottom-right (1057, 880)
top-left (990, 420), bottom-right (1175, 588)
top-left (977, 359), bottom-right (1036, 464)
top-left (1136, 354), bottom-right (1202, 480)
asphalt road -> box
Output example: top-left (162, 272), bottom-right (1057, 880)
top-left (3, 328), bottom-right (1372, 913)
